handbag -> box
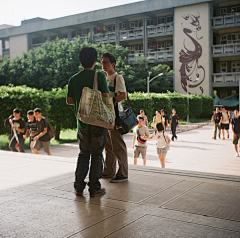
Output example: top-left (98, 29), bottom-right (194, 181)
top-left (114, 77), bottom-right (138, 134)
top-left (77, 72), bottom-right (115, 129)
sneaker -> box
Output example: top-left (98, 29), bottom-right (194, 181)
top-left (75, 189), bottom-right (84, 196)
top-left (227, 134), bottom-right (229, 139)
top-left (212, 137), bottom-right (216, 140)
top-left (110, 176), bottom-right (128, 183)
top-left (235, 153), bottom-right (239, 157)
top-left (89, 188), bottom-right (106, 197)
top-left (222, 137), bottom-right (225, 140)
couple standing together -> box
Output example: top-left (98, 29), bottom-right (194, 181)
top-left (66, 48), bottom-right (128, 197)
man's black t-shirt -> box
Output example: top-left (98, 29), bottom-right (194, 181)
top-left (231, 117), bottom-right (240, 134)
top-left (162, 114), bottom-right (168, 127)
top-left (26, 118), bottom-right (38, 134)
top-left (12, 118), bottom-right (25, 139)
top-left (213, 112), bottom-right (222, 123)
top-left (36, 117), bottom-right (51, 142)
top-left (169, 114), bottom-right (179, 126)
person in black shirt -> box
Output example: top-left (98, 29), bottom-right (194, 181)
top-left (9, 108), bottom-right (26, 152)
top-left (32, 108), bottom-right (51, 155)
top-left (212, 107), bottom-right (222, 140)
top-left (231, 109), bottom-right (240, 157)
top-left (161, 109), bottom-right (168, 131)
top-left (169, 108), bottom-right (180, 141)
top-left (23, 110), bottom-right (38, 153)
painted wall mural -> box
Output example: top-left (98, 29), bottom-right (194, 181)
top-left (174, 3), bottom-right (210, 96)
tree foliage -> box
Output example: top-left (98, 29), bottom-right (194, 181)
top-left (0, 38), bottom-right (173, 93)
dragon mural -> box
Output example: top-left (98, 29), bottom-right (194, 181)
top-left (179, 12), bottom-right (205, 94)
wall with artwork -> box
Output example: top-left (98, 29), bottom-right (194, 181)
top-left (174, 2), bottom-right (211, 96)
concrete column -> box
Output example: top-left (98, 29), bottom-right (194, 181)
top-left (143, 14), bottom-right (148, 57)
top-left (67, 27), bottom-right (71, 40)
top-left (115, 19), bottom-right (120, 45)
top-left (1, 39), bottom-right (5, 57)
top-left (47, 32), bottom-right (50, 41)
top-left (90, 23), bottom-right (94, 42)
top-left (27, 34), bottom-right (32, 51)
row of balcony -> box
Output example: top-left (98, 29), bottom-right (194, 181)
top-left (213, 72), bottom-right (240, 83)
top-left (212, 14), bottom-right (240, 27)
top-left (94, 23), bottom-right (173, 43)
top-left (213, 43), bottom-right (240, 55)
top-left (128, 50), bottom-right (173, 63)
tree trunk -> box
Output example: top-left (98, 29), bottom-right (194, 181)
top-left (55, 129), bottom-right (60, 140)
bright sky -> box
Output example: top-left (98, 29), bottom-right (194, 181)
top-left (0, 0), bottom-right (142, 26)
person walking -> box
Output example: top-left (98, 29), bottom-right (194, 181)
top-left (212, 107), bottom-right (222, 140)
top-left (132, 116), bottom-right (150, 166)
top-left (23, 110), bottom-right (38, 153)
top-left (101, 52), bottom-right (128, 183)
top-left (152, 110), bottom-right (164, 130)
top-left (9, 108), bottom-right (25, 152)
top-left (137, 110), bottom-right (149, 128)
top-left (231, 109), bottom-right (240, 157)
top-left (161, 109), bottom-right (168, 131)
top-left (220, 106), bottom-right (230, 140)
top-left (32, 108), bottom-right (52, 156)
top-left (169, 108), bottom-right (180, 141)
top-left (66, 47), bottom-right (110, 197)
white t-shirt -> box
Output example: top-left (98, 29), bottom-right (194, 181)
top-left (221, 111), bottom-right (229, 124)
top-left (156, 131), bottom-right (168, 148)
top-left (107, 72), bottom-right (126, 112)
top-left (133, 125), bottom-right (149, 147)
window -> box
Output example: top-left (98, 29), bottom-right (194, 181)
top-left (166, 16), bottom-right (173, 23)
top-left (112, 25), bottom-right (115, 31)
top-left (82, 30), bottom-right (88, 36)
top-left (220, 8), bottom-right (227, 15)
top-left (166, 41), bottom-right (173, 49)
top-left (138, 21), bottom-right (143, 27)
top-left (120, 23), bottom-right (127, 29)
top-left (157, 17), bottom-right (165, 24)
top-left (130, 22), bottom-right (135, 28)
top-left (232, 61), bottom-right (240, 72)
top-left (231, 6), bottom-right (240, 14)
top-left (147, 19), bottom-right (154, 26)
top-left (157, 41), bottom-right (165, 50)
top-left (220, 62), bottom-right (227, 72)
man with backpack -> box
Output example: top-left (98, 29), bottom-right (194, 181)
top-left (9, 108), bottom-right (26, 152)
top-left (32, 108), bottom-right (52, 155)
top-left (169, 108), bottom-right (180, 141)
top-left (211, 107), bottom-right (222, 140)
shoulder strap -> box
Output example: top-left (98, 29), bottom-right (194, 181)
top-left (163, 131), bottom-right (167, 143)
top-left (93, 71), bottom-right (98, 90)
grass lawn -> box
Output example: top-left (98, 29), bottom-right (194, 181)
top-left (0, 129), bottom-right (78, 151)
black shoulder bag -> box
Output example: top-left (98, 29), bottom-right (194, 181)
top-left (114, 76), bottom-right (138, 135)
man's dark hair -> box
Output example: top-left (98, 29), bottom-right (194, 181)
top-left (13, 108), bottom-right (21, 113)
top-left (140, 110), bottom-right (144, 113)
top-left (101, 52), bottom-right (116, 65)
top-left (221, 106), bottom-right (225, 109)
top-left (161, 109), bottom-right (165, 112)
top-left (33, 108), bottom-right (42, 113)
top-left (156, 122), bottom-right (164, 132)
top-left (79, 47), bottom-right (97, 68)
top-left (216, 106), bottom-right (220, 110)
top-left (138, 116), bottom-right (144, 121)
top-left (27, 110), bottom-right (34, 115)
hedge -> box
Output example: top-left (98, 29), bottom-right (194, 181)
top-left (0, 85), bottom-right (213, 137)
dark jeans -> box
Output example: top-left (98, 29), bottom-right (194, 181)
top-left (74, 125), bottom-right (107, 192)
top-left (171, 125), bottom-right (177, 140)
top-left (9, 136), bottom-right (25, 152)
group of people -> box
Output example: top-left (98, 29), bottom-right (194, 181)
top-left (212, 106), bottom-right (240, 157)
top-left (133, 108), bottom-right (179, 168)
top-left (7, 108), bottom-right (52, 155)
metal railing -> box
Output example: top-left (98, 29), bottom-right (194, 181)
top-left (212, 43), bottom-right (240, 55)
top-left (212, 14), bottom-right (240, 27)
top-left (213, 72), bottom-right (240, 83)
top-left (3, 49), bottom-right (10, 57)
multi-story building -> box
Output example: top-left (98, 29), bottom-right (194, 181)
top-left (0, 0), bottom-right (239, 98)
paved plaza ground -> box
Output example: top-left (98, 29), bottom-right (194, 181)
top-left (1, 123), bottom-right (240, 237)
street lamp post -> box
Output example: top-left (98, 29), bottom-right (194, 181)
top-left (147, 72), bottom-right (163, 96)
top-left (187, 77), bottom-right (199, 123)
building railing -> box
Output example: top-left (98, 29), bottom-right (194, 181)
top-left (212, 14), bottom-right (240, 27)
top-left (93, 32), bottom-right (116, 43)
top-left (147, 23), bottom-right (173, 36)
top-left (212, 43), bottom-right (240, 55)
top-left (213, 72), bottom-right (240, 83)
top-left (31, 43), bottom-right (44, 49)
top-left (3, 49), bottom-right (10, 57)
top-left (128, 50), bottom-right (173, 63)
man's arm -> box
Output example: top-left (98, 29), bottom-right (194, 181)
top-left (232, 123), bottom-right (237, 138)
top-left (33, 127), bottom-right (47, 141)
top-left (132, 135), bottom-right (136, 149)
top-left (66, 97), bottom-right (74, 105)
top-left (115, 92), bottom-right (127, 103)
top-left (102, 92), bottom-right (110, 98)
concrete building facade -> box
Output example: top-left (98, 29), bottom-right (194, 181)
top-left (0, 0), bottom-right (239, 98)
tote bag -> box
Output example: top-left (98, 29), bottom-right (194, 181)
top-left (77, 72), bottom-right (115, 129)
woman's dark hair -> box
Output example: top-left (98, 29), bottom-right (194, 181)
top-left (156, 122), bottom-right (164, 132)
top-left (101, 52), bottom-right (116, 65)
top-left (79, 47), bottom-right (97, 68)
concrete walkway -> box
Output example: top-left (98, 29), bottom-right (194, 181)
top-left (26, 123), bottom-right (240, 177)
top-left (0, 150), bottom-right (240, 237)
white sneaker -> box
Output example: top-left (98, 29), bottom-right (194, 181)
top-left (235, 153), bottom-right (239, 157)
